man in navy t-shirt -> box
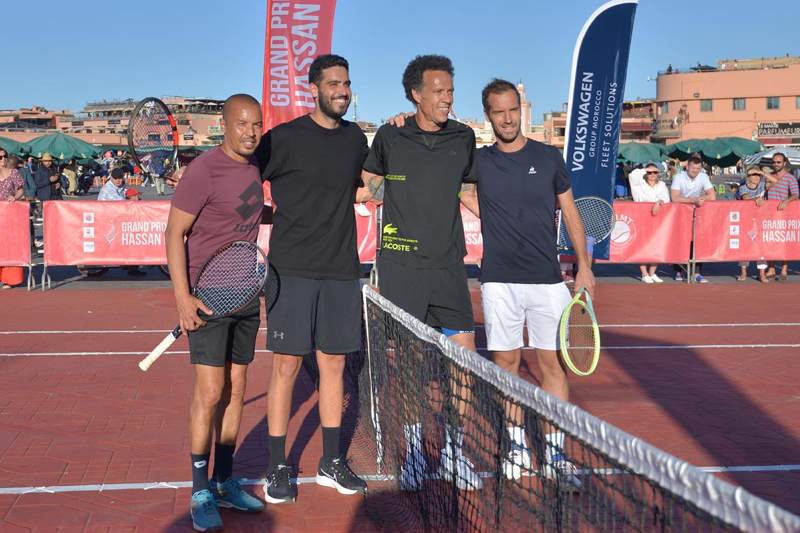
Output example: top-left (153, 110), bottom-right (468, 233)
top-left (477, 79), bottom-right (595, 490)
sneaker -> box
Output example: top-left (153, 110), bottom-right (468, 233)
top-left (694, 274), bottom-right (709, 283)
top-left (316, 456), bottom-right (367, 495)
top-left (650, 274), bottom-right (663, 283)
top-left (674, 273), bottom-right (684, 282)
top-left (211, 478), bottom-right (264, 513)
top-left (642, 275), bottom-right (654, 284)
top-left (543, 460), bottom-right (582, 493)
top-left (190, 489), bottom-right (223, 532)
top-left (264, 464), bottom-right (295, 504)
top-left (399, 451), bottom-right (427, 492)
top-left (503, 445), bottom-right (531, 481)
top-left (438, 448), bottom-right (483, 491)
top-left (34, 240), bottom-right (43, 248)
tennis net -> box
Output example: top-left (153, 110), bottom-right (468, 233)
top-left (304, 285), bottom-right (800, 532)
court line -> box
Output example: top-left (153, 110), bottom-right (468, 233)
top-left (2, 464), bottom-right (799, 495)
top-left (1, 323), bottom-right (799, 335)
top-left (3, 343), bottom-right (800, 358)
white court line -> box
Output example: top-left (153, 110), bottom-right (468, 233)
top-left (2, 323), bottom-right (799, 335)
top-left (1, 464), bottom-right (799, 495)
top-left (3, 344), bottom-right (800, 358)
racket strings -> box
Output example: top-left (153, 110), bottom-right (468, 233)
top-left (564, 304), bottom-right (597, 372)
top-left (131, 101), bottom-right (176, 175)
top-left (194, 243), bottom-right (267, 316)
top-left (558, 198), bottom-right (615, 248)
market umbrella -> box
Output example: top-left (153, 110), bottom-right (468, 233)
top-left (617, 142), bottom-right (670, 164)
top-left (745, 145), bottom-right (800, 167)
top-left (27, 132), bottom-right (103, 162)
top-left (0, 136), bottom-right (31, 157)
top-left (668, 137), bottom-right (765, 167)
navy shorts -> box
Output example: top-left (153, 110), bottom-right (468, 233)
top-left (188, 304), bottom-right (261, 367)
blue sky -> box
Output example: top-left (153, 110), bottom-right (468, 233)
top-left (2, 0), bottom-right (797, 124)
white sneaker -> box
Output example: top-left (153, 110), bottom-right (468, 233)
top-left (399, 452), bottom-right (426, 492)
top-left (503, 446), bottom-right (531, 480)
top-left (650, 274), bottom-right (664, 283)
top-left (642, 275), bottom-right (654, 284)
top-left (438, 448), bottom-right (483, 491)
top-left (543, 460), bottom-right (582, 492)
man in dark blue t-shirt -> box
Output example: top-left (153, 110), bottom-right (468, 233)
top-left (477, 79), bottom-right (594, 491)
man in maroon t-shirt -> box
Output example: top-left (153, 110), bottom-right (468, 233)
top-left (166, 94), bottom-right (266, 530)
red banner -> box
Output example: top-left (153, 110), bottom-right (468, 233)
top-left (43, 201), bottom-right (171, 266)
top-left (694, 201), bottom-right (800, 261)
top-left (262, 0), bottom-right (337, 131)
top-left (607, 202), bottom-right (695, 263)
top-left (0, 201), bottom-right (31, 266)
top-left (461, 205), bottom-right (482, 264)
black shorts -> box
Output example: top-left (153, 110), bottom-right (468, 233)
top-left (378, 258), bottom-right (474, 332)
top-left (188, 305), bottom-right (261, 367)
top-left (266, 275), bottom-right (361, 355)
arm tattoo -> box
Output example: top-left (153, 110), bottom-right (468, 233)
top-left (367, 175), bottom-right (382, 194)
top-left (461, 183), bottom-right (476, 193)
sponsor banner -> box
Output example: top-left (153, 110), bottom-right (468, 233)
top-left (43, 201), bottom-right (171, 266)
top-left (607, 202), bottom-right (694, 263)
top-left (461, 205), bottom-right (483, 264)
top-left (258, 203), bottom-right (378, 263)
top-left (694, 201), bottom-right (800, 261)
top-left (563, 0), bottom-right (638, 260)
top-left (0, 201), bottom-right (31, 266)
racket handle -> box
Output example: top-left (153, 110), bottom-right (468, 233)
top-left (139, 327), bottom-right (182, 371)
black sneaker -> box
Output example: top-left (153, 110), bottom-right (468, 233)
top-left (315, 456), bottom-right (367, 495)
top-left (263, 464), bottom-right (295, 504)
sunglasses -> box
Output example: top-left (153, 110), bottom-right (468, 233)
top-left (0, 155), bottom-right (7, 159)
top-left (645, 171), bottom-right (659, 175)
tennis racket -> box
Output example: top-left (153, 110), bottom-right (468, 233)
top-left (555, 196), bottom-right (615, 256)
top-left (139, 240), bottom-right (268, 371)
top-left (128, 97), bottom-right (179, 179)
top-left (559, 288), bottom-right (600, 376)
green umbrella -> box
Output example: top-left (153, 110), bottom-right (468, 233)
top-left (715, 137), bottom-right (765, 157)
top-left (28, 132), bottom-right (103, 162)
top-left (617, 142), bottom-right (669, 164)
top-left (0, 136), bottom-right (31, 157)
top-left (668, 137), bottom-right (765, 167)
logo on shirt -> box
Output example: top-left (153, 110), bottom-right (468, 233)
top-left (234, 182), bottom-right (263, 233)
top-left (386, 174), bottom-right (406, 181)
top-left (383, 223), bottom-right (398, 235)
top-left (528, 166), bottom-right (537, 175)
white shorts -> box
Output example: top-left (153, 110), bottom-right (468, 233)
top-left (481, 282), bottom-right (572, 352)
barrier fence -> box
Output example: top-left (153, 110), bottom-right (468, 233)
top-left (6, 200), bottom-right (800, 291)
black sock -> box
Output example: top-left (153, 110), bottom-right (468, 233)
top-left (190, 453), bottom-right (211, 495)
top-left (322, 426), bottom-right (341, 464)
top-left (268, 435), bottom-right (287, 471)
top-left (212, 443), bottom-right (236, 483)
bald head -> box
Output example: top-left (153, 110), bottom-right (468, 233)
top-left (220, 94), bottom-right (263, 162)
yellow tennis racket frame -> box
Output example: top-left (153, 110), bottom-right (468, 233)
top-left (559, 287), bottom-right (600, 376)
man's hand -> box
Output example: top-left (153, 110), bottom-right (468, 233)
top-left (696, 196), bottom-right (705, 207)
top-left (575, 267), bottom-right (596, 302)
top-left (387, 111), bottom-right (415, 127)
top-left (165, 167), bottom-right (186, 189)
top-left (176, 294), bottom-right (213, 334)
top-left (778, 199), bottom-right (790, 211)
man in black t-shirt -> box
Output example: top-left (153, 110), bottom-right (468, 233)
top-left (477, 79), bottom-right (594, 490)
top-left (256, 54), bottom-right (367, 504)
top-left (358, 55), bottom-right (482, 493)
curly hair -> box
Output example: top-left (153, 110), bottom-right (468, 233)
top-left (402, 55), bottom-right (454, 104)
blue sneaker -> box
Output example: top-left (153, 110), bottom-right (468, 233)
top-left (190, 489), bottom-right (223, 532)
top-left (211, 478), bottom-right (265, 513)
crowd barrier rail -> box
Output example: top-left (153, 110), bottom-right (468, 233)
top-left (0, 201), bottom-right (34, 289)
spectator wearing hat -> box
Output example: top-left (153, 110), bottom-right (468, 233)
top-left (735, 165), bottom-right (768, 282)
top-left (126, 188), bottom-right (142, 201)
top-left (630, 163), bottom-right (670, 283)
top-left (98, 168), bottom-right (128, 201)
top-left (33, 153), bottom-right (59, 202)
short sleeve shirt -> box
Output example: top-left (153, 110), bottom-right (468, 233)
top-left (0, 169), bottom-right (24, 200)
top-left (363, 116), bottom-right (478, 269)
top-left (670, 171), bottom-right (713, 198)
top-left (171, 147), bottom-right (263, 282)
top-left (98, 180), bottom-right (126, 201)
top-left (735, 180), bottom-right (765, 200)
top-left (767, 171), bottom-right (799, 201)
top-left (477, 140), bottom-right (571, 284)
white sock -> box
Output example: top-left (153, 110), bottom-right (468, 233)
top-left (445, 425), bottom-right (465, 456)
top-left (404, 423), bottom-right (422, 458)
top-left (546, 432), bottom-right (565, 462)
top-left (507, 426), bottom-right (527, 448)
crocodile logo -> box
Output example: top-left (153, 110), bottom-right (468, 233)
top-left (383, 223), bottom-right (398, 235)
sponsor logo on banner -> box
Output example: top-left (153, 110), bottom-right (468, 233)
top-left (730, 211), bottom-right (740, 223)
top-left (83, 212), bottom-right (94, 224)
top-left (611, 213), bottom-right (636, 249)
top-left (105, 220), bottom-right (117, 245)
top-left (84, 242), bottom-right (95, 253)
top-left (730, 238), bottom-right (739, 249)
top-left (746, 218), bottom-right (759, 242)
top-left (83, 227), bottom-right (94, 238)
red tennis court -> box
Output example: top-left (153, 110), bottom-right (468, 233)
top-left (1, 282), bottom-right (798, 531)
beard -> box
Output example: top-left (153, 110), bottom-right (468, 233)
top-left (318, 92), bottom-right (350, 120)
top-left (493, 124), bottom-right (521, 144)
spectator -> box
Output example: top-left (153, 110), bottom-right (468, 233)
top-left (0, 148), bottom-right (25, 289)
top-left (63, 159), bottom-right (78, 196)
top-left (33, 153), bottom-right (59, 202)
top-left (98, 168), bottom-right (128, 201)
top-left (763, 152), bottom-right (799, 281)
top-left (630, 163), bottom-right (670, 283)
top-left (733, 60), bottom-right (739, 70)
top-left (10, 156), bottom-right (36, 199)
top-left (735, 165), bottom-right (768, 282)
top-left (670, 155), bottom-right (716, 282)
top-left (125, 188), bottom-right (142, 201)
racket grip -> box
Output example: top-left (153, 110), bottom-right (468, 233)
top-left (139, 327), bottom-right (182, 371)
